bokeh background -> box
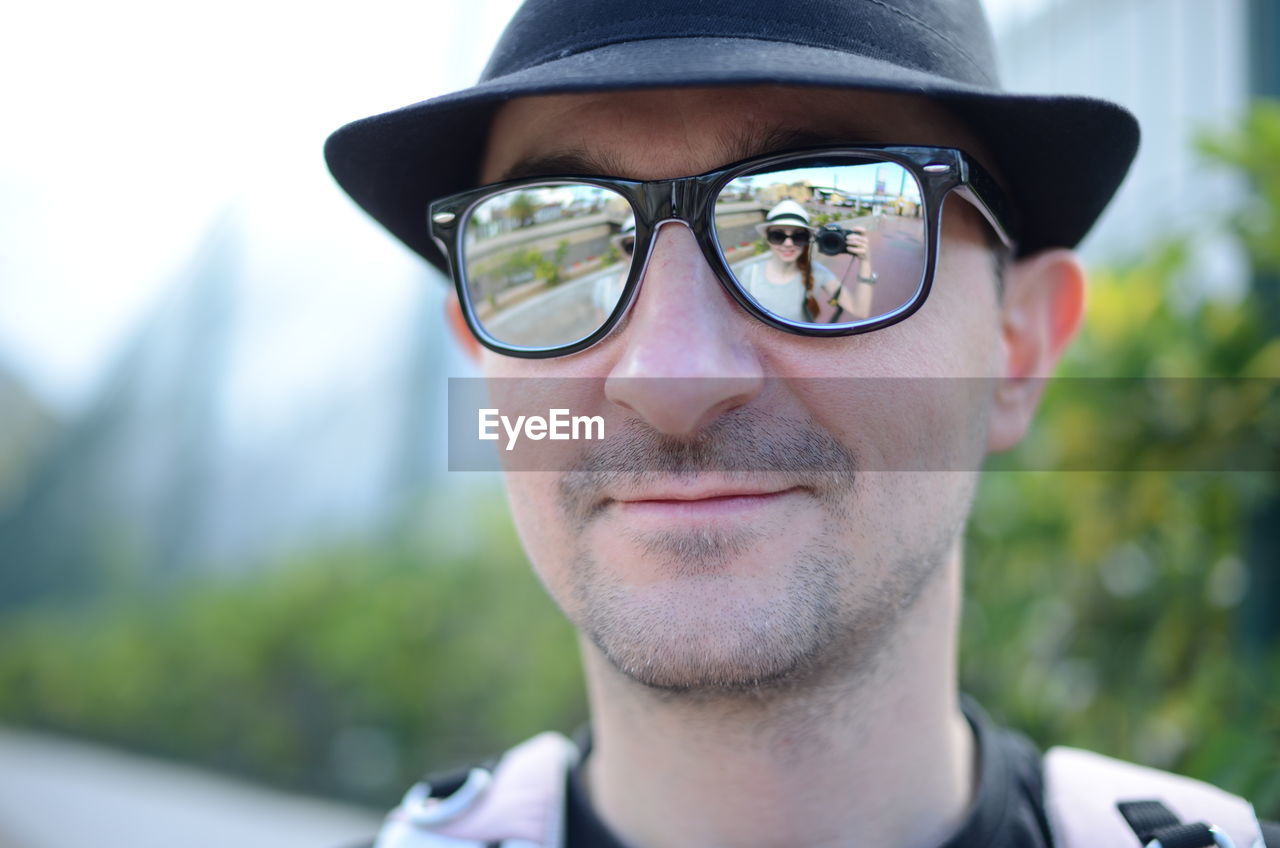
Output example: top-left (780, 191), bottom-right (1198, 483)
top-left (0, 0), bottom-right (1277, 845)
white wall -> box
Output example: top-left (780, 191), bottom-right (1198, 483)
top-left (995, 0), bottom-right (1250, 271)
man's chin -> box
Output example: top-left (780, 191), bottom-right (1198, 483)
top-left (576, 570), bottom-right (843, 696)
top-left (599, 640), bottom-right (819, 695)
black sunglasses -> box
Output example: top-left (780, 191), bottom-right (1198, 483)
top-left (765, 228), bottom-right (811, 246)
top-left (429, 145), bottom-right (1017, 358)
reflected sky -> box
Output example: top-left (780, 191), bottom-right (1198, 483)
top-left (728, 163), bottom-right (923, 203)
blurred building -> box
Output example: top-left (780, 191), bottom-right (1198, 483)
top-left (0, 362), bottom-right (57, 512)
top-left (995, 0), bottom-right (1250, 269)
top-left (997, 0), bottom-right (1279, 654)
top-left (0, 211), bottom-right (474, 607)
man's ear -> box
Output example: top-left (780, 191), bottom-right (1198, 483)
top-left (445, 294), bottom-right (484, 362)
top-left (986, 248), bottom-right (1086, 453)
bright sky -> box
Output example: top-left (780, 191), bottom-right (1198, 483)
top-left (737, 163), bottom-right (923, 201)
top-left (0, 0), bottom-right (1043, 412)
top-left (0, 0), bottom-right (524, 410)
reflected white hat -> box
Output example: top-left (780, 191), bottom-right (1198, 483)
top-left (763, 200), bottom-right (811, 228)
top-left (755, 200), bottom-right (813, 238)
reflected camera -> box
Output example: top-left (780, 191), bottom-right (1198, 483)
top-left (815, 224), bottom-right (850, 256)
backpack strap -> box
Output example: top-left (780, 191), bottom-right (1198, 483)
top-left (373, 731), bottom-right (579, 848)
top-left (1044, 746), bottom-right (1265, 848)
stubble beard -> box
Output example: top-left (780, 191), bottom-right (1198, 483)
top-left (569, 496), bottom-right (950, 698)
top-left (554, 406), bottom-right (960, 699)
top-left (574, 535), bottom-right (843, 693)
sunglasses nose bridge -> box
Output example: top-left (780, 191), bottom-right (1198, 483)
top-left (633, 179), bottom-right (681, 224)
top-left (630, 175), bottom-right (720, 259)
top-left (674, 172), bottom-right (729, 225)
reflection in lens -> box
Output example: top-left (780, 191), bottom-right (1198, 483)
top-left (765, 227), bottom-right (810, 246)
top-left (464, 183), bottom-right (634, 348)
top-left (714, 157), bottom-right (926, 325)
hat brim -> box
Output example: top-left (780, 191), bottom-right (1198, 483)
top-left (755, 220), bottom-right (814, 236)
top-left (325, 36), bottom-right (1138, 271)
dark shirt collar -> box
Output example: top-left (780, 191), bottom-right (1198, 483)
top-left (564, 696), bottom-right (1052, 848)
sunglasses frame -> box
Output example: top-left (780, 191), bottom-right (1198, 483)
top-left (428, 145), bottom-right (1018, 359)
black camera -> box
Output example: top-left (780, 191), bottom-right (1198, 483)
top-left (815, 224), bottom-right (850, 256)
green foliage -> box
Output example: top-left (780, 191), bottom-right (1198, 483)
top-left (965, 101), bottom-right (1280, 819)
top-left (492, 247), bottom-right (544, 284)
top-left (538, 239), bottom-right (571, 286)
top-left (0, 514), bottom-right (585, 806)
top-left (480, 239), bottom-right (571, 288)
top-left (1197, 100), bottom-right (1280, 274)
top-left (506, 192), bottom-right (536, 228)
top-left (600, 243), bottom-right (621, 268)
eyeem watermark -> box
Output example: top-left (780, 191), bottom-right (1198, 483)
top-left (479, 408), bottom-right (605, 451)
top-left (449, 377), bottom-right (1280, 471)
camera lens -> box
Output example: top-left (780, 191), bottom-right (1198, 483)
top-left (816, 226), bottom-right (847, 256)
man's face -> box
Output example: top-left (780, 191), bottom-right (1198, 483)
top-left (473, 86), bottom-right (1011, 693)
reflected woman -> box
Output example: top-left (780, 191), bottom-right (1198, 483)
top-left (737, 200), bottom-right (872, 323)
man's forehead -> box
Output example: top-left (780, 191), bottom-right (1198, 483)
top-left (480, 85), bottom-right (991, 185)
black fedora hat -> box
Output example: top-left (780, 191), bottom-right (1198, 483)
top-left (325, 0), bottom-right (1139, 270)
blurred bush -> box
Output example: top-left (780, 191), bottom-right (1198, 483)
top-left (0, 501), bottom-right (585, 806)
top-left (0, 103), bottom-right (1276, 817)
top-left (1199, 101), bottom-right (1280, 275)
top-left (964, 266), bottom-right (1280, 814)
top-left (965, 101), bottom-right (1280, 818)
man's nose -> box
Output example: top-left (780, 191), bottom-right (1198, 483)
top-left (604, 222), bottom-right (764, 436)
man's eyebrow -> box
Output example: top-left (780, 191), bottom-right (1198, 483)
top-left (498, 151), bottom-right (628, 182)
top-left (496, 124), bottom-right (891, 183)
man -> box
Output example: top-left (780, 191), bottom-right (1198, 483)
top-left (326, 1), bottom-right (1276, 846)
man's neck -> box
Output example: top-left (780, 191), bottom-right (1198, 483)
top-left (577, 557), bottom-right (974, 848)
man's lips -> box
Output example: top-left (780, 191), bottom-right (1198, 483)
top-left (608, 486), bottom-right (802, 519)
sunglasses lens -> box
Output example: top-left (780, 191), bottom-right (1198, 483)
top-left (766, 228), bottom-right (810, 246)
top-left (619, 236), bottom-right (636, 256)
top-left (462, 183), bottom-right (635, 349)
top-left (714, 155), bottom-right (927, 325)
